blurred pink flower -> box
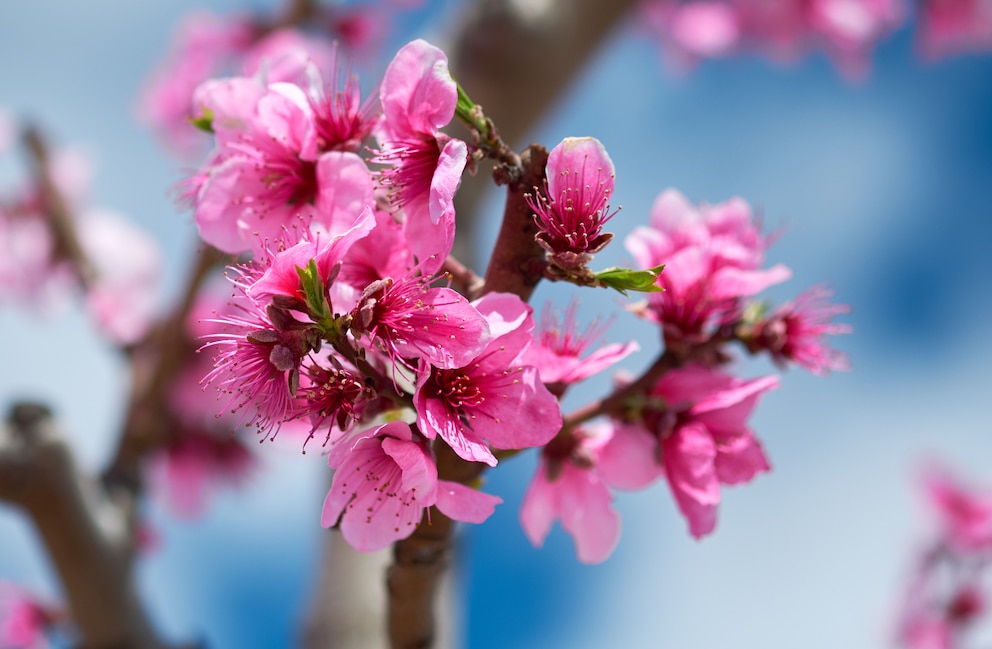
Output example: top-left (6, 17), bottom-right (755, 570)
top-left (918, 0), bottom-right (992, 59)
top-left (520, 424), bottom-right (621, 564)
top-left (599, 364), bottom-right (778, 538)
top-left (746, 285), bottom-right (851, 375)
top-left (522, 300), bottom-right (638, 390)
top-left (626, 189), bottom-right (790, 344)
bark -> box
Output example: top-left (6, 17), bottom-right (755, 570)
top-left (0, 403), bottom-right (167, 649)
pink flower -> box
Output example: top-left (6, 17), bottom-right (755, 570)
top-left (527, 137), bottom-right (618, 270)
top-left (642, 0), bottom-right (742, 69)
top-left (745, 285), bottom-right (851, 375)
top-left (522, 300), bottom-right (638, 391)
top-left (923, 464), bottom-right (992, 550)
top-left (201, 268), bottom-right (312, 440)
top-left (349, 274), bottom-right (490, 370)
top-left (414, 292), bottom-right (563, 466)
top-left (626, 189), bottom-right (791, 344)
top-left (520, 424), bottom-right (621, 564)
top-left (375, 39), bottom-right (467, 274)
top-left (136, 11), bottom-right (254, 156)
top-left (304, 48), bottom-right (380, 154)
top-left (918, 0), bottom-right (992, 59)
top-left (188, 78), bottom-right (375, 255)
top-left (148, 430), bottom-right (254, 519)
top-left (599, 364), bottom-right (778, 538)
top-left (240, 29), bottom-right (337, 87)
top-left (321, 421), bottom-right (502, 552)
top-left (805, 0), bottom-right (905, 77)
top-left (0, 585), bottom-right (49, 649)
top-left (78, 209), bottom-right (162, 345)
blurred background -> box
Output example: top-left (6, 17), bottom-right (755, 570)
top-left (1, 1), bottom-right (991, 648)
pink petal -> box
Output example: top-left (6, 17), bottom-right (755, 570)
top-left (558, 463), bottom-right (621, 563)
top-left (435, 480), bottom-right (502, 523)
top-left (713, 429), bottom-right (771, 485)
top-left (708, 263), bottom-right (792, 300)
top-left (312, 152), bottom-right (376, 237)
top-left (380, 39), bottom-right (457, 137)
top-left (663, 422), bottom-right (720, 539)
top-left (598, 422), bottom-right (665, 490)
top-left (519, 460), bottom-right (558, 548)
top-left (546, 136), bottom-right (615, 200)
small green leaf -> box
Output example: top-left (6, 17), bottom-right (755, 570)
top-left (296, 259), bottom-right (331, 322)
top-left (594, 264), bottom-right (665, 296)
top-left (189, 107), bottom-right (214, 133)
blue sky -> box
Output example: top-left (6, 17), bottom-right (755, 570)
top-left (2, 2), bottom-right (992, 648)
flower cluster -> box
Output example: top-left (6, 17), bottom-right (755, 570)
top-left (896, 464), bottom-right (992, 649)
top-left (180, 35), bottom-right (850, 558)
top-left (518, 188), bottom-right (849, 561)
top-left (641, 0), bottom-right (905, 77)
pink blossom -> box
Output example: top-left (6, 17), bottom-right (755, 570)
top-left (349, 274), bottom-right (490, 370)
top-left (0, 585), bottom-right (49, 649)
top-left (78, 209), bottom-right (162, 345)
top-left (136, 11), bottom-right (254, 155)
top-left (918, 0), bottom-right (992, 59)
top-left (321, 421), bottom-right (501, 552)
top-left (304, 48), bottom-right (380, 154)
top-left (188, 77), bottom-right (376, 255)
top-left (923, 464), bottom-right (992, 550)
top-left (746, 285), bottom-right (851, 375)
top-left (520, 424), bottom-right (621, 564)
top-left (201, 267), bottom-right (312, 440)
top-left (527, 137), bottom-right (618, 270)
top-left (0, 205), bottom-right (73, 310)
top-left (805, 0), bottom-right (905, 77)
top-left (642, 0), bottom-right (904, 77)
top-left (375, 39), bottom-right (467, 273)
top-left (522, 300), bottom-right (638, 390)
top-left (148, 430), bottom-right (254, 519)
top-left (599, 364), bottom-right (778, 538)
top-left (642, 0), bottom-right (742, 69)
top-left (626, 189), bottom-right (790, 344)
top-left (241, 29), bottom-right (337, 87)
top-left (414, 292), bottom-right (563, 466)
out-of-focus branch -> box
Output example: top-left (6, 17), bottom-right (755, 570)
top-left (22, 126), bottom-right (97, 291)
top-left (449, 0), bottom-right (640, 150)
top-left (0, 403), bottom-right (167, 649)
top-left (103, 243), bottom-right (225, 494)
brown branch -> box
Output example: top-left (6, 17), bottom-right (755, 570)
top-left (480, 144), bottom-right (549, 301)
top-left (103, 243), bottom-right (225, 494)
top-left (21, 126), bottom-right (97, 291)
top-left (0, 403), bottom-right (167, 649)
top-left (387, 443), bottom-right (486, 649)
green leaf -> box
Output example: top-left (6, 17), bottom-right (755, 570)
top-left (296, 259), bottom-right (331, 322)
top-left (189, 107), bottom-right (214, 134)
top-left (594, 264), bottom-right (665, 296)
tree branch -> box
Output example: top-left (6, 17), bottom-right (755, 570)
top-left (0, 403), bottom-right (167, 649)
